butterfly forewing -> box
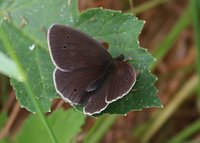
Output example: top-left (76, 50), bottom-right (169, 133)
top-left (48, 24), bottom-right (112, 71)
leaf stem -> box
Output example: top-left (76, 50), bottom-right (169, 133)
top-left (0, 25), bottom-right (58, 143)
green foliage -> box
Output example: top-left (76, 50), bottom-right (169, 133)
top-left (14, 108), bottom-right (85, 143)
top-left (0, 0), bottom-right (161, 115)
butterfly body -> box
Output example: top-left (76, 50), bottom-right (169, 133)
top-left (48, 24), bottom-right (137, 115)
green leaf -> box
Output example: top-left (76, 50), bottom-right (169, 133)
top-left (0, 51), bottom-right (23, 81)
top-left (14, 108), bottom-right (85, 143)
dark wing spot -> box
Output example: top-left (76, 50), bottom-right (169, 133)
top-left (73, 88), bottom-right (78, 92)
top-left (63, 45), bottom-right (68, 49)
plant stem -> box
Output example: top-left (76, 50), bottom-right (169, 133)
top-left (128, 0), bottom-right (134, 13)
top-left (0, 26), bottom-right (58, 143)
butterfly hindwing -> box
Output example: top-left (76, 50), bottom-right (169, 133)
top-left (54, 66), bottom-right (105, 105)
top-left (83, 75), bottom-right (111, 115)
top-left (106, 61), bottom-right (137, 103)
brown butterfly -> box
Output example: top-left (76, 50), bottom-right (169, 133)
top-left (48, 24), bottom-right (137, 115)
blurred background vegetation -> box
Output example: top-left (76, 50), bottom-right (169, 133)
top-left (0, 0), bottom-right (200, 143)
